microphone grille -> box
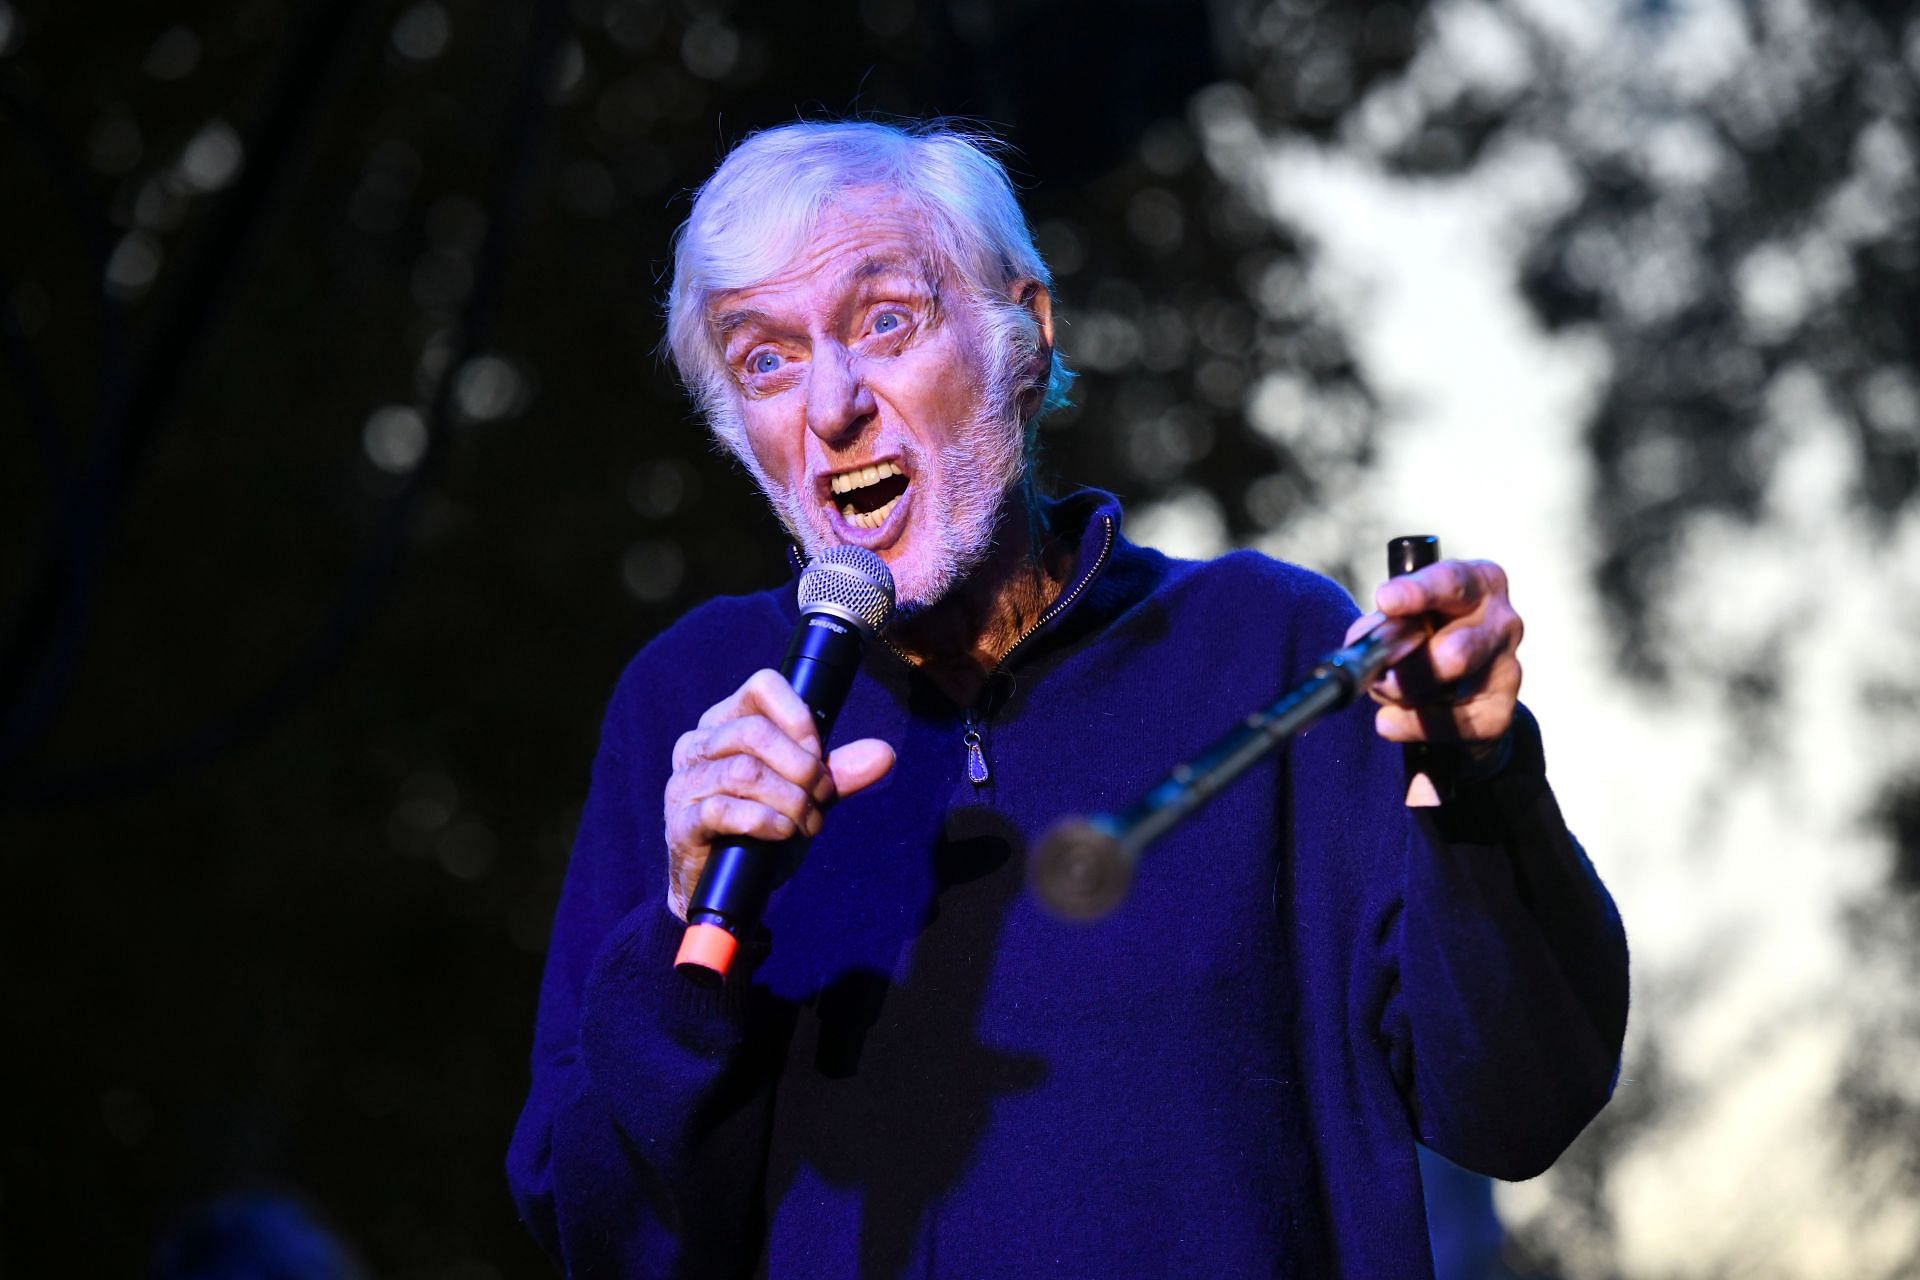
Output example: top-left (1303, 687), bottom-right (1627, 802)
top-left (1030, 817), bottom-right (1134, 921)
top-left (797, 545), bottom-right (895, 633)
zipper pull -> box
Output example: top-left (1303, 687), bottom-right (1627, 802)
top-left (962, 714), bottom-right (990, 785)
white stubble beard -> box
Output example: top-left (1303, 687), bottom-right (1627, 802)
top-left (723, 398), bottom-right (1029, 620)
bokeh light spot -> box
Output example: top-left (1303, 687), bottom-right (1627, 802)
top-left (436, 818), bottom-right (496, 880)
top-left (1138, 120), bottom-right (1195, 176)
top-left (680, 18), bottom-right (739, 80)
top-left (603, 0), bottom-right (661, 50)
top-left (859, 0), bottom-right (913, 40)
top-left (1862, 367), bottom-right (1920, 441)
top-left (453, 355), bottom-right (529, 422)
top-left (1619, 432), bottom-right (1694, 505)
top-left (349, 139), bottom-right (421, 236)
top-left (1138, 305), bottom-right (1191, 372)
top-left (104, 232), bottom-right (163, 299)
top-left (1074, 311), bottom-right (1142, 373)
top-left (388, 769), bottom-right (459, 857)
top-left (627, 459), bottom-right (695, 519)
top-left (1126, 188), bottom-right (1185, 252)
top-left (391, 1), bottom-right (450, 62)
top-left (1034, 219), bottom-right (1087, 277)
top-left (414, 330), bottom-right (455, 398)
top-left (1128, 488), bottom-right (1229, 559)
top-left (1736, 242), bottom-right (1810, 340)
top-left (1195, 358), bottom-right (1246, 409)
top-left (550, 39), bottom-right (586, 102)
top-left (363, 406), bottom-right (430, 474)
top-left (622, 541), bottom-right (685, 602)
top-left (1126, 407), bottom-right (1214, 475)
top-left (1245, 472), bottom-right (1304, 529)
top-left (135, 175), bottom-right (188, 231)
top-left (179, 119), bottom-right (244, 193)
top-left (144, 25), bottom-right (201, 80)
top-left (1295, 48), bottom-right (1354, 116)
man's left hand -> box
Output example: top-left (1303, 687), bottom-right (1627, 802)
top-left (1341, 558), bottom-right (1524, 747)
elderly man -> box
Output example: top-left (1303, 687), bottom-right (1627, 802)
top-left (508, 120), bottom-right (1628, 1278)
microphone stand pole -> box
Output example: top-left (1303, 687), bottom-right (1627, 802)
top-left (1030, 535), bottom-right (1440, 921)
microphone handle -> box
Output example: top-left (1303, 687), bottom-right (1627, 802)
top-left (676, 613), bottom-right (866, 985)
top-left (1387, 536), bottom-right (1443, 800)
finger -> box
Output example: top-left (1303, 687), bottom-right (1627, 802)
top-left (1375, 559), bottom-right (1504, 619)
top-left (1365, 635), bottom-right (1444, 707)
top-left (667, 789), bottom-right (803, 860)
top-left (1425, 611), bottom-right (1519, 685)
top-left (1367, 667), bottom-right (1411, 707)
top-left (1372, 679), bottom-right (1519, 743)
top-left (1371, 648), bottom-right (1521, 710)
top-left (697, 668), bottom-right (822, 758)
top-left (737, 668), bottom-right (824, 757)
top-left (1483, 651), bottom-right (1523, 704)
top-left (826, 738), bottom-right (895, 798)
top-left (687, 792), bottom-right (804, 846)
top-left (1374, 660), bottom-right (1520, 740)
top-left (685, 754), bottom-right (823, 837)
top-left (684, 715), bottom-right (833, 803)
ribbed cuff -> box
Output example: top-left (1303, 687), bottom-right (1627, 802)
top-left (1449, 703), bottom-right (1543, 785)
top-left (583, 900), bottom-right (763, 1054)
top-left (1422, 704), bottom-right (1549, 845)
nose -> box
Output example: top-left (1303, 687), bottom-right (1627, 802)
top-left (805, 339), bottom-right (877, 445)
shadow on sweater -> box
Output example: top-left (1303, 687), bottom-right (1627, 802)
top-left (761, 804), bottom-right (1046, 1280)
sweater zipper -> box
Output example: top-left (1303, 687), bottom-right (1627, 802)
top-left (963, 710), bottom-right (991, 785)
top-left (958, 514), bottom-right (1116, 786)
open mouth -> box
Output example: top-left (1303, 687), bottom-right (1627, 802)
top-left (828, 461), bottom-right (911, 530)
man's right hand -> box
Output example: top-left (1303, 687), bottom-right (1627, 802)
top-left (664, 668), bottom-right (895, 921)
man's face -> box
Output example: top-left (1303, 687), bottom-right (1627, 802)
top-left (704, 196), bottom-right (1028, 614)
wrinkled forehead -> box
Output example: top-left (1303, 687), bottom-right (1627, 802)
top-left (701, 194), bottom-right (954, 319)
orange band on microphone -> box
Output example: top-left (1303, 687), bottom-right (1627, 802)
top-left (675, 922), bottom-right (738, 979)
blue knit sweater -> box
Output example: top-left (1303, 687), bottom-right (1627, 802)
top-left (507, 490), bottom-right (1629, 1278)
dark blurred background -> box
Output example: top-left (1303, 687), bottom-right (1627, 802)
top-left (3, 0), bottom-right (1917, 1275)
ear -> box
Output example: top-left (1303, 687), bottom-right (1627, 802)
top-left (1010, 277), bottom-right (1055, 422)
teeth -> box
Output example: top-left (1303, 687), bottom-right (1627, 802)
top-left (845, 495), bottom-right (902, 529)
top-left (829, 460), bottom-right (903, 496)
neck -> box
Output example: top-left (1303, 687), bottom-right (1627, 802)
top-left (887, 482), bottom-right (1070, 706)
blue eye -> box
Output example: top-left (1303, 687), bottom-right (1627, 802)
top-left (873, 312), bottom-right (901, 334)
top-left (752, 351), bottom-right (783, 374)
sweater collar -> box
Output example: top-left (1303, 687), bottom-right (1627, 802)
top-left (999, 485), bottom-right (1125, 660)
top-left (781, 485), bottom-right (1133, 650)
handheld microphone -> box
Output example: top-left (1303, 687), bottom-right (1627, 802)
top-left (674, 545), bottom-right (895, 985)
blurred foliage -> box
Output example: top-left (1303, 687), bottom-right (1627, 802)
top-left (1301, 1), bottom-right (1920, 1270)
top-left (6, 0), bottom-right (1920, 1274)
top-left (0, 0), bottom-right (1390, 1272)
top-left (1501, 3), bottom-right (1920, 685)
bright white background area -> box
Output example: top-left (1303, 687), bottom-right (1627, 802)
top-left (1129, 0), bottom-right (1920, 1274)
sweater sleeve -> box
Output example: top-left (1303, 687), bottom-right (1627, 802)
top-left (1382, 704), bottom-right (1631, 1180)
top-left (506, 652), bottom-right (782, 1277)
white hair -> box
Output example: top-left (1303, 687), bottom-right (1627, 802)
top-left (664, 119), bottom-right (1074, 462)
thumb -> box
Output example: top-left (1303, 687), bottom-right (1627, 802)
top-left (826, 738), bottom-right (895, 798)
top-left (1343, 610), bottom-right (1385, 647)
